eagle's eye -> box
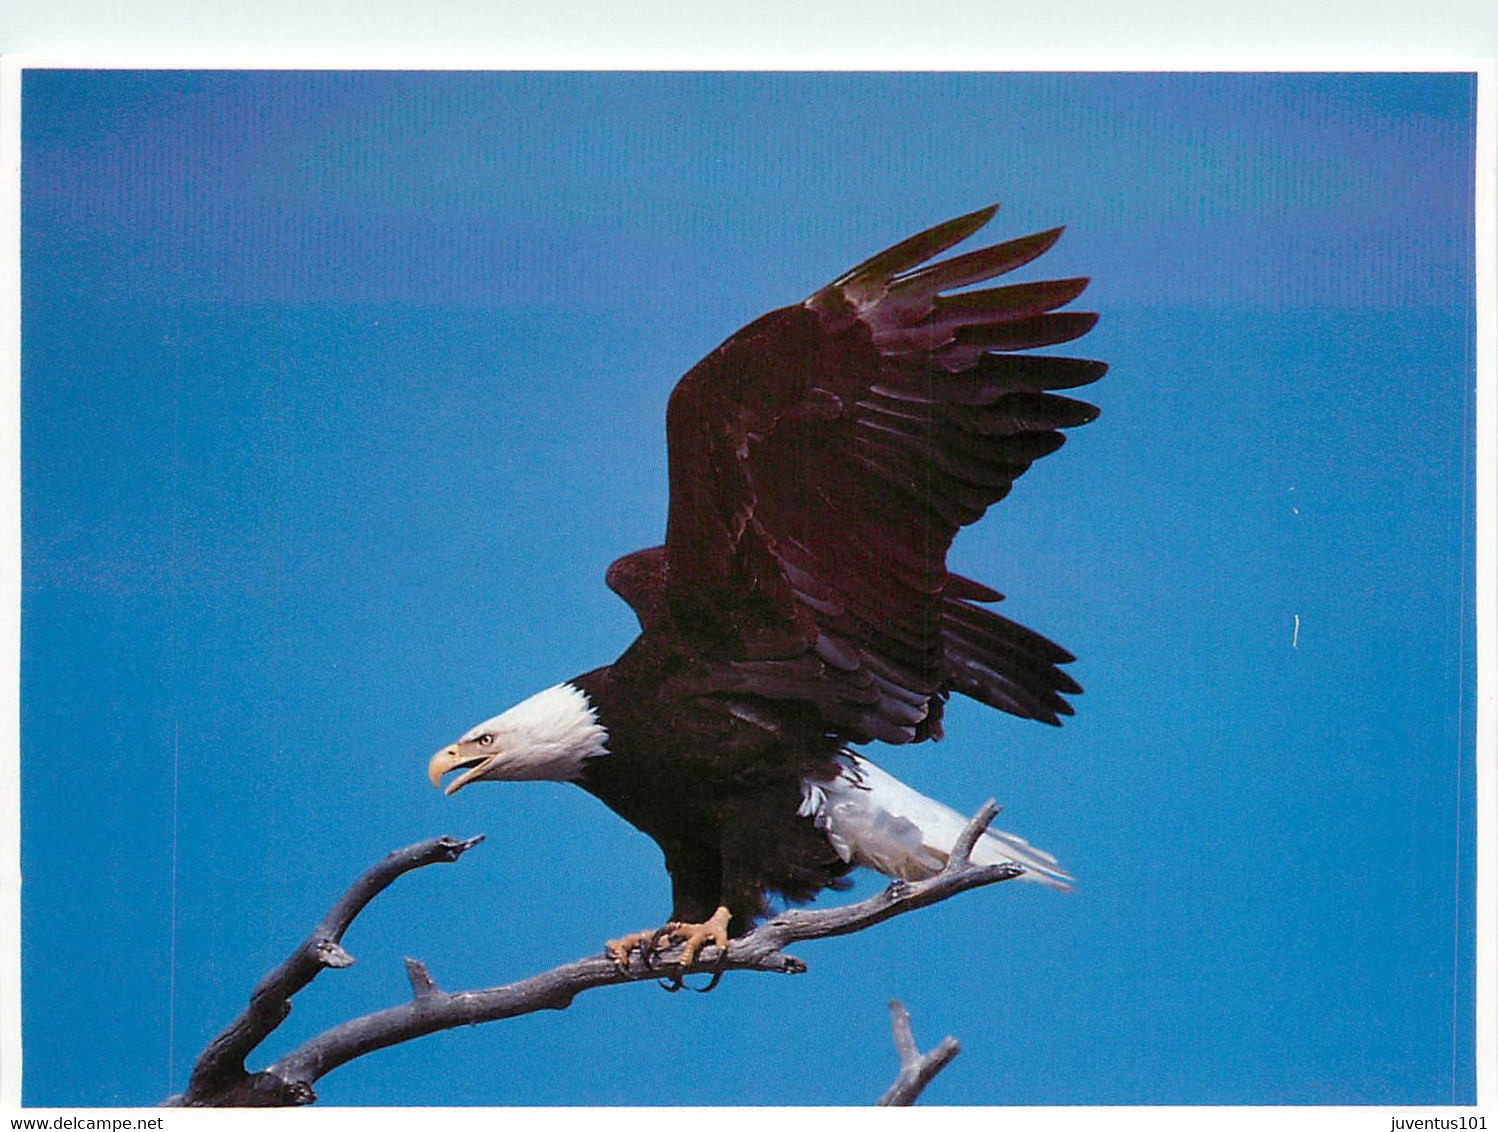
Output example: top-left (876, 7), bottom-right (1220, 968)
top-left (477, 732), bottom-right (495, 747)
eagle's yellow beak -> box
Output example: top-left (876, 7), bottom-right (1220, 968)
top-left (428, 746), bottom-right (458, 788)
top-left (428, 744), bottom-right (493, 795)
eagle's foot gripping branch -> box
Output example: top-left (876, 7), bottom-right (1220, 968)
top-left (606, 905), bottom-right (733, 969)
top-left (652, 905), bottom-right (732, 993)
top-left (657, 906), bottom-right (732, 968)
top-left (605, 928), bottom-right (662, 970)
top-left (606, 906), bottom-right (733, 992)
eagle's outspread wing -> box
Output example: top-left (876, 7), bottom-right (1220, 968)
top-left (617, 206), bottom-right (1105, 744)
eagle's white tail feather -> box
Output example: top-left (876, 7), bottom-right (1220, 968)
top-left (799, 755), bottom-right (1071, 889)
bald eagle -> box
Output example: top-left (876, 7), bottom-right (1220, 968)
top-left (428, 206), bottom-right (1104, 967)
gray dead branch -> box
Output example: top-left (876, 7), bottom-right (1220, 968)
top-left (167, 802), bottom-right (1015, 1107)
top-left (878, 999), bottom-right (961, 1106)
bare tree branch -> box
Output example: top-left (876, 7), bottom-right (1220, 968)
top-left (168, 803), bottom-right (1021, 1107)
top-left (168, 834), bottom-right (484, 1107)
top-left (877, 1000), bottom-right (961, 1106)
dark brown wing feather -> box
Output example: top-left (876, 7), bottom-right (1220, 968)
top-left (610, 546), bottom-right (1081, 735)
top-left (624, 206), bottom-right (1105, 742)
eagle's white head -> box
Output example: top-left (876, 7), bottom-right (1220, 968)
top-left (427, 682), bottom-right (609, 792)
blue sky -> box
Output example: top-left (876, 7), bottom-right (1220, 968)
top-left (19, 71), bottom-right (1478, 1106)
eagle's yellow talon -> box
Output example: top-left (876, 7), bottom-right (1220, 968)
top-left (669, 906), bottom-right (732, 968)
top-left (605, 928), bottom-right (660, 969)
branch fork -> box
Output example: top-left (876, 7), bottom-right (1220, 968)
top-left (879, 1000), bottom-right (961, 1106)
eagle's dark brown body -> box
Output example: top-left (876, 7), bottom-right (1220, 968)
top-left (572, 648), bottom-right (853, 929)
